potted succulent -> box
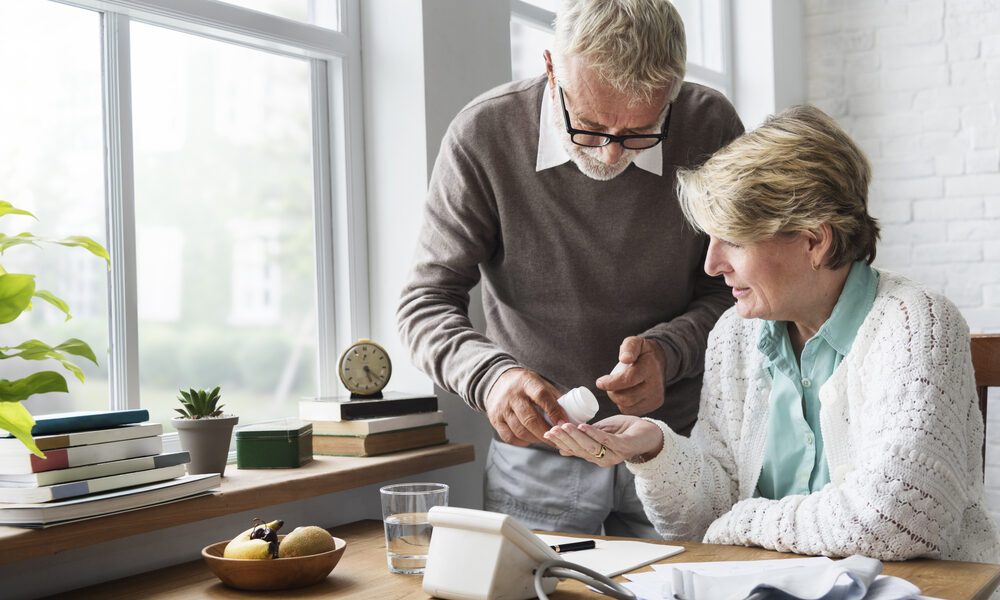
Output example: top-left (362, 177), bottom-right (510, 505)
top-left (172, 386), bottom-right (238, 476)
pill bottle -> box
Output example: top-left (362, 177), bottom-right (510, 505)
top-left (556, 386), bottom-right (599, 425)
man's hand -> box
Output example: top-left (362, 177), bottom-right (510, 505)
top-left (596, 336), bottom-right (666, 416)
top-left (485, 368), bottom-right (569, 446)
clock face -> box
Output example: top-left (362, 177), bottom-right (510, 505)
top-left (338, 340), bottom-right (392, 395)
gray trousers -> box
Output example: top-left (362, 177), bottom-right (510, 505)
top-left (483, 438), bottom-right (660, 538)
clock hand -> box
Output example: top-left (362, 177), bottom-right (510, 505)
top-left (363, 365), bottom-right (374, 382)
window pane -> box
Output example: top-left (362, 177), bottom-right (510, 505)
top-left (0, 1), bottom-right (109, 416)
top-left (511, 1), bottom-right (728, 81)
top-left (511, 15), bottom-right (553, 81)
top-left (219, 0), bottom-right (339, 31)
top-left (130, 23), bottom-right (318, 430)
top-left (522, 0), bottom-right (559, 10)
top-left (674, 0), bottom-right (726, 72)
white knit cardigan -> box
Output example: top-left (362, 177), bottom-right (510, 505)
top-left (628, 271), bottom-right (1000, 562)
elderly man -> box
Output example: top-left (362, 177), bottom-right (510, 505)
top-left (398, 0), bottom-right (743, 537)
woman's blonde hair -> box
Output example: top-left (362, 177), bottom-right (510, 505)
top-left (677, 104), bottom-right (880, 269)
top-left (552, 0), bottom-right (686, 104)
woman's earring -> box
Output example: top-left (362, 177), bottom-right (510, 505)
top-left (811, 262), bottom-right (820, 271)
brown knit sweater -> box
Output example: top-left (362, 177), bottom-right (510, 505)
top-left (398, 76), bottom-right (744, 433)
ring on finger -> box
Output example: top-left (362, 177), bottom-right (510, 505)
top-left (593, 444), bottom-right (607, 459)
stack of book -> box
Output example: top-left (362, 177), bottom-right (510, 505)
top-left (300, 392), bottom-right (446, 457)
top-left (0, 409), bottom-right (220, 527)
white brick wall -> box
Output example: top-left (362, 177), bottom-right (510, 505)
top-left (804, 0), bottom-right (1000, 522)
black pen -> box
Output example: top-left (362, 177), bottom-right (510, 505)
top-left (549, 540), bottom-right (596, 553)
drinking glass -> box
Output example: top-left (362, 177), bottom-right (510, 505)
top-left (379, 482), bottom-right (449, 574)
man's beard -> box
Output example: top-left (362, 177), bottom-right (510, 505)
top-left (550, 92), bottom-right (640, 181)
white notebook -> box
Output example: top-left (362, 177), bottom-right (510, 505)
top-left (536, 533), bottom-right (685, 578)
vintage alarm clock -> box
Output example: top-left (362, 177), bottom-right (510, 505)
top-left (338, 338), bottom-right (392, 398)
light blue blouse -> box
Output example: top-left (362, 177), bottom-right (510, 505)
top-left (755, 261), bottom-right (879, 499)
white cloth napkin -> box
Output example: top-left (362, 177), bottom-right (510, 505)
top-left (671, 555), bottom-right (921, 600)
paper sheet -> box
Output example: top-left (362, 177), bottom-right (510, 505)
top-left (535, 533), bottom-right (684, 578)
top-left (616, 557), bottom-right (938, 600)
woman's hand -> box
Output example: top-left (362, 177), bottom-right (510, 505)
top-left (543, 415), bottom-right (664, 467)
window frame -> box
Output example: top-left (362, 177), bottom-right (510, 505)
top-left (508, 0), bottom-right (734, 98)
top-left (46, 0), bottom-right (369, 412)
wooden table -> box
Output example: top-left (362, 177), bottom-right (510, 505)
top-left (48, 519), bottom-right (1000, 600)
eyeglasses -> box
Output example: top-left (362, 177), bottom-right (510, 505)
top-left (558, 86), bottom-right (671, 150)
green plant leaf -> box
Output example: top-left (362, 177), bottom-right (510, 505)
top-left (0, 273), bottom-right (35, 324)
top-left (0, 233), bottom-right (43, 254)
top-left (54, 236), bottom-right (110, 268)
top-left (0, 401), bottom-right (44, 458)
top-left (33, 289), bottom-right (72, 321)
top-left (52, 338), bottom-right (99, 364)
top-left (2, 338), bottom-right (99, 364)
top-left (0, 339), bottom-right (96, 383)
top-left (0, 201), bottom-right (35, 220)
top-left (0, 371), bottom-right (68, 404)
top-left (192, 388), bottom-right (207, 416)
top-left (175, 387), bottom-right (225, 418)
top-left (0, 203), bottom-right (107, 456)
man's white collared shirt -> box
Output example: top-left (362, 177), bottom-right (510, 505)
top-left (535, 84), bottom-right (663, 176)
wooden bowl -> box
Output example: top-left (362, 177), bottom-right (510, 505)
top-left (202, 535), bottom-right (347, 590)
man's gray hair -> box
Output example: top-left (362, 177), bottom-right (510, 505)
top-left (553, 0), bottom-right (686, 104)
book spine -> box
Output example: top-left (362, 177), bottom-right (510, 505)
top-left (50, 481), bottom-right (91, 502)
top-left (29, 409), bottom-right (151, 436)
top-left (33, 435), bottom-right (71, 452)
top-left (337, 397), bottom-right (438, 420)
top-left (152, 452), bottom-right (191, 468)
top-left (29, 450), bottom-right (70, 473)
top-left (26, 437), bottom-right (162, 473)
top-left (308, 411), bottom-right (446, 435)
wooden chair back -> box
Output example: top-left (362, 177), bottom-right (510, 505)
top-left (972, 334), bottom-right (1000, 472)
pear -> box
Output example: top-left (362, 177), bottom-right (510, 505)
top-left (223, 519), bottom-right (283, 559)
top-left (277, 526), bottom-right (336, 558)
top-left (223, 538), bottom-right (273, 560)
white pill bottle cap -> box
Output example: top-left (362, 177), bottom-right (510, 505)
top-left (558, 386), bottom-right (599, 424)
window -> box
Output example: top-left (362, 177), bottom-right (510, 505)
top-left (2, 0), bottom-right (367, 438)
top-left (218, 0), bottom-right (340, 29)
top-left (0, 1), bottom-right (107, 413)
top-left (510, 1), bottom-right (555, 82)
top-left (509, 0), bottom-right (733, 98)
top-left (672, 0), bottom-right (731, 96)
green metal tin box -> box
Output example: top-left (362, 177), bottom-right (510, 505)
top-left (236, 419), bottom-right (313, 469)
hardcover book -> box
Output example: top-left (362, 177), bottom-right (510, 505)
top-left (0, 422), bottom-right (162, 454)
top-left (312, 423), bottom-right (447, 457)
top-left (0, 473), bottom-right (220, 528)
top-left (307, 410), bottom-right (445, 435)
top-left (0, 409), bottom-right (151, 438)
top-left (0, 436), bottom-right (162, 474)
top-left (0, 463), bottom-right (187, 503)
top-left (299, 392), bottom-right (437, 421)
top-left (0, 451), bottom-right (190, 488)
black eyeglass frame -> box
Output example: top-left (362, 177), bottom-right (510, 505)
top-left (558, 86), bottom-right (672, 150)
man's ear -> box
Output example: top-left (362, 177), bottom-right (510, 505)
top-left (543, 49), bottom-right (556, 97)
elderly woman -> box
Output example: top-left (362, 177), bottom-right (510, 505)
top-left (544, 105), bottom-right (999, 562)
